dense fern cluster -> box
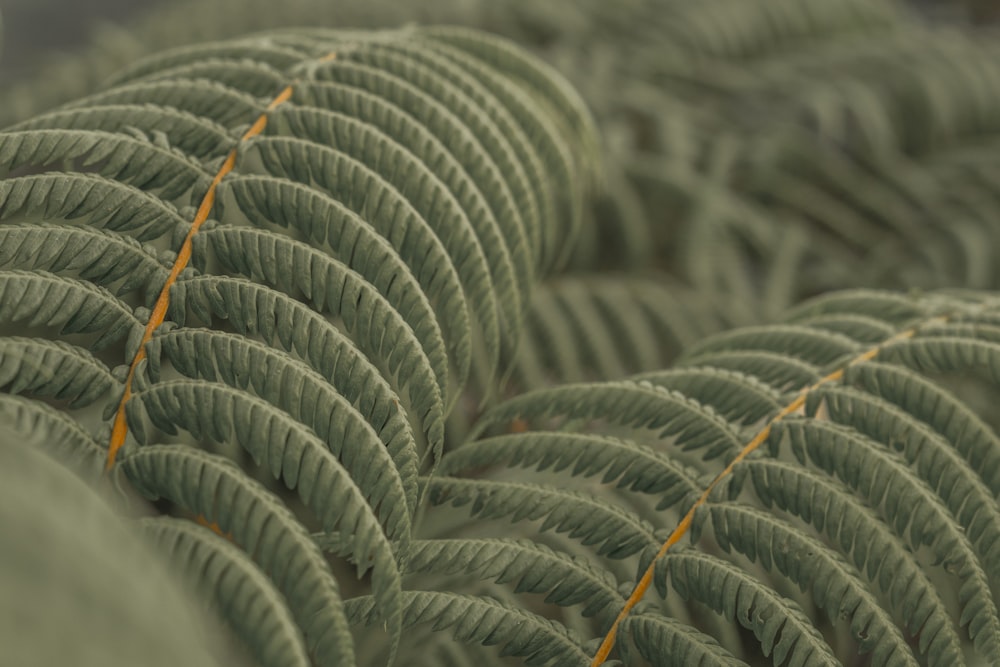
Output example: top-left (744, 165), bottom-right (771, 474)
top-left (434, 290), bottom-right (1000, 666)
top-left (3, 2), bottom-right (1000, 667)
top-left (0, 25), bottom-right (598, 666)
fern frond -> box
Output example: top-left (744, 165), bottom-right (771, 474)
top-left (127, 378), bottom-right (408, 549)
top-left (0, 223), bottom-right (168, 300)
top-left (306, 59), bottom-right (545, 276)
top-left (403, 537), bottom-right (624, 623)
top-left (64, 78), bottom-right (265, 127)
top-left (296, 70), bottom-right (539, 284)
top-left (0, 172), bottom-right (189, 241)
top-left (776, 418), bottom-right (1000, 657)
top-left (842, 360), bottom-right (1000, 495)
top-left (315, 49), bottom-right (554, 270)
top-left (438, 431), bottom-right (701, 513)
top-left (121, 444), bottom-right (357, 666)
top-left (738, 459), bottom-right (964, 664)
top-left (104, 41), bottom-right (311, 87)
top-left (360, 37), bottom-right (581, 271)
top-left (266, 85), bottom-right (526, 348)
top-left (0, 270), bottom-right (143, 354)
top-left (426, 476), bottom-right (660, 560)
top-left (0, 393), bottom-right (106, 478)
top-left (194, 223), bottom-right (449, 427)
top-left (0, 337), bottom-right (118, 407)
top-left (274, 90), bottom-right (534, 332)
top-left (145, 327), bottom-right (419, 516)
top-left (677, 350), bottom-right (823, 390)
top-left (680, 324), bottom-right (862, 366)
top-left (137, 516), bottom-right (312, 667)
top-left (8, 104), bottom-right (233, 157)
top-left (635, 367), bottom-right (784, 425)
top-left (658, 547), bottom-right (841, 667)
top-left (255, 132), bottom-right (500, 360)
top-left (421, 26), bottom-right (600, 159)
top-left (132, 57), bottom-right (290, 96)
top-left (168, 274), bottom-right (445, 459)
top-left (217, 173), bottom-right (471, 408)
top-left (879, 331), bottom-right (1000, 386)
top-left (619, 612), bottom-right (747, 667)
top-left (0, 428), bottom-right (224, 667)
top-left (0, 129), bottom-right (209, 197)
top-left (471, 380), bottom-right (743, 460)
top-left (438, 289), bottom-right (1000, 666)
top-left (0, 25), bottom-right (597, 667)
top-left (705, 501), bottom-right (919, 667)
top-left (808, 383), bottom-right (1000, 579)
top-left (347, 589), bottom-right (597, 667)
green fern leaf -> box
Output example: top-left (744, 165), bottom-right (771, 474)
top-left (347, 589), bottom-right (595, 667)
top-left (0, 129), bottom-right (208, 198)
top-left (738, 459), bottom-right (964, 665)
top-left (132, 57), bottom-right (288, 97)
top-left (128, 374), bottom-right (409, 551)
top-left (168, 274), bottom-right (445, 459)
top-left (265, 101), bottom-right (525, 352)
top-left (810, 384), bottom-right (1000, 582)
top-left (104, 40), bottom-right (308, 88)
top-left (0, 270), bottom-right (143, 354)
top-left (619, 612), bottom-right (747, 667)
top-left (635, 367), bottom-right (783, 425)
top-left (0, 222), bottom-right (167, 299)
top-left (9, 104), bottom-right (233, 157)
top-left (64, 78), bottom-right (264, 127)
top-left (0, 23), bottom-right (601, 667)
top-left (306, 59), bottom-right (544, 277)
top-left (659, 547), bottom-right (841, 667)
top-left (138, 516), bottom-right (312, 667)
top-left (0, 338), bottom-right (118, 407)
top-left (776, 418), bottom-right (1000, 657)
top-left (706, 501), bottom-right (919, 667)
top-left (403, 537), bottom-right (624, 623)
top-left (246, 134), bottom-right (502, 379)
top-left (294, 79), bottom-right (534, 309)
top-left (141, 329), bottom-right (416, 535)
top-left (120, 445), bottom-right (357, 667)
top-left (842, 360), bottom-right (1000, 495)
top-left (471, 380), bottom-right (742, 460)
top-left (194, 223), bottom-right (449, 423)
top-left (677, 350), bottom-right (822, 390)
top-left (439, 431), bottom-right (701, 512)
top-left (146, 327), bottom-right (418, 516)
top-left (219, 169), bottom-right (471, 394)
top-left (0, 172), bottom-right (189, 242)
top-left (0, 393), bottom-right (105, 477)
top-left (426, 476), bottom-right (659, 559)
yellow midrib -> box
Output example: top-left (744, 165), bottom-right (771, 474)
top-left (589, 313), bottom-right (948, 665)
top-left (105, 51), bottom-right (338, 470)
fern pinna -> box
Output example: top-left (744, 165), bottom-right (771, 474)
top-left (0, 25), bottom-right (597, 667)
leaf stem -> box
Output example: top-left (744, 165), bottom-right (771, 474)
top-left (589, 313), bottom-right (946, 664)
top-left (104, 79), bottom-right (304, 470)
